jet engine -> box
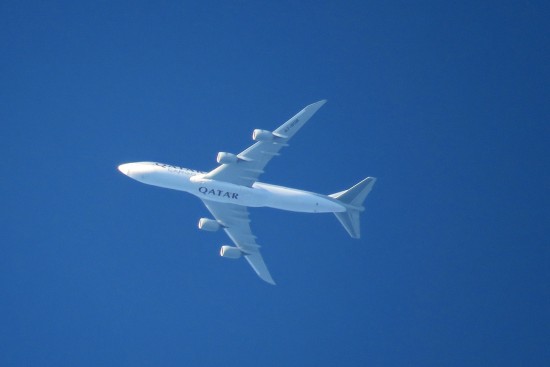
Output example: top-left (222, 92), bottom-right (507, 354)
top-left (220, 245), bottom-right (242, 259)
top-left (252, 129), bottom-right (274, 142)
top-left (198, 218), bottom-right (221, 232)
top-left (216, 152), bottom-right (238, 164)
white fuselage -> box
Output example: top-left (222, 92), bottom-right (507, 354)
top-left (118, 162), bottom-right (346, 213)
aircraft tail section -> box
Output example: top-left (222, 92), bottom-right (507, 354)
top-left (330, 177), bottom-right (376, 239)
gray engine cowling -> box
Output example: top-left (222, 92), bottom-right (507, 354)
top-left (220, 245), bottom-right (242, 259)
top-left (216, 152), bottom-right (238, 164)
top-left (198, 218), bottom-right (221, 232)
top-left (252, 129), bottom-right (274, 142)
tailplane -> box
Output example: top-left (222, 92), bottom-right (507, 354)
top-left (330, 177), bottom-right (376, 239)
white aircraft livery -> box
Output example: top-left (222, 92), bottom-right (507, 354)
top-left (118, 100), bottom-right (376, 284)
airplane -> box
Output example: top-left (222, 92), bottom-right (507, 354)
top-left (118, 100), bottom-right (376, 284)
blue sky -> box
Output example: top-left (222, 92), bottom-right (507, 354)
top-left (1, 1), bottom-right (548, 366)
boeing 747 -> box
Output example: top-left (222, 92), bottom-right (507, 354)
top-left (118, 100), bottom-right (376, 284)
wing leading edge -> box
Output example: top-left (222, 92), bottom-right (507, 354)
top-left (201, 200), bottom-right (275, 285)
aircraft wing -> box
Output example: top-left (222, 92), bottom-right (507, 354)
top-left (202, 100), bottom-right (327, 187)
top-left (201, 199), bottom-right (275, 285)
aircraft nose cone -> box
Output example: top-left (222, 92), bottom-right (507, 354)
top-left (118, 163), bottom-right (131, 175)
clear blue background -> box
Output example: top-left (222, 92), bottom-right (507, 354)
top-left (1, 1), bottom-right (548, 366)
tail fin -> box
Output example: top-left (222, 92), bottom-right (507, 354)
top-left (330, 177), bottom-right (376, 239)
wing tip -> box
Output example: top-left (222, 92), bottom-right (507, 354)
top-left (244, 253), bottom-right (276, 285)
top-left (256, 265), bottom-right (276, 285)
top-left (310, 99), bottom-right (327, 108)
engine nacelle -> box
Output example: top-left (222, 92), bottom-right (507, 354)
top-left (252, 129), bottom-right (274, 142)
top-left (216, 152), bottom-right (238, 164)
top-left (198, 218), bottom-right (221, 232)
top-left (220, 245), bottom-right (242, 259)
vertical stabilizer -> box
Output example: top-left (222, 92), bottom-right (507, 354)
top-left (330, 177), bottom-right (376, 238)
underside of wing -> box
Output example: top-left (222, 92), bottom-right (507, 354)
top-left (203, 100), bottom-right (326, 187)
top-left (244, 252), bottom-right (274, 285)
top-left (201, 200), bottom-right (275, 285)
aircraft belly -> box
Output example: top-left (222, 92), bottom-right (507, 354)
top-left (254, 183), bottom-right (345, 213)
top-left (126, 166), bottom-right (344, 213)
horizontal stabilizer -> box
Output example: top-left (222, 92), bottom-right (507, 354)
top-left (334, 210), bottom-right (361, 239)
top-left (330, 177), bottom-right (376, 238)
